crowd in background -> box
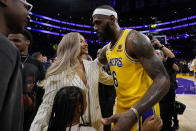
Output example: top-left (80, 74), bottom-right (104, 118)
top-left (0, 1), bottom-right (192, 131)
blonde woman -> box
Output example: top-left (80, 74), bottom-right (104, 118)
top-left (30, 32), bottom-right (113, 131)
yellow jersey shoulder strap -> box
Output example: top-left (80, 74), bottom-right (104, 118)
top-left (123, 29), bottom-right (140, 62)
top-left (109, 29), bottom-right (132, 51)
top-left (120, 29), bottom-right (132, 44)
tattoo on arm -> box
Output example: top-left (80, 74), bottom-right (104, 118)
top-left (126, 31), bottom-right (170, 116)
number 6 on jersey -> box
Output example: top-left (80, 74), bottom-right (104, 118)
top-left (112, 71), bottom-right (118, 88)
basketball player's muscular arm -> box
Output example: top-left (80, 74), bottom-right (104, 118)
top-left (127, 30), bottom-right (170, 116)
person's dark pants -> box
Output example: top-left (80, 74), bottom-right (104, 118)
top-left (173, 94), bottom-right (179, 130)
top-left (160, 89), bottom-right (175, 131)
top-left (99, 84), bottom-right (116, 131)
top-left (160, 102), bottom-right (174, 131)
top-left (100, 100), bottom-right (114, 131)
top-left (173, 112), bottom-right (179, 129)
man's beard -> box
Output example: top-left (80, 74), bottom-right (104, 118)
top-left (98, 23), bottom-right (114, 43)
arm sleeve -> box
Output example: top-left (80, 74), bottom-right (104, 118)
top-left (166, 57), bottom-right (175, 68)
top-left (94, 58), bottom-right (113, 85)
top-left (0, 51), bottom-right (14, 111)
top-left (99, 67), bottom-right (114, 85)
top-left (29, 89), bottom-right (57, 131)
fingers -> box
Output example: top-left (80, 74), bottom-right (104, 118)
top-left (157, 117), bottom-right (163, 130)
top-left (143, 115), bottom-right (154, 125)
top-left (101, 114), bottom-right (118, 125)
top-left (152, 116), bottom-right (163, 130)
top-left (152, 37), bottom-right (156, 42)
top-left (146, 115), bottom-right (154, 121)
top-left (154, 116), bottom-right (162, 124)
top-left (152, 38), bottom-right (160, 45)
top-left (101, 118), bottom-right (110, 125)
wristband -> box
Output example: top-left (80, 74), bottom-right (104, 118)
top-left (131, 108), bottom-right (139, 119)
top-left (160, 45), bottom-right (165, 49)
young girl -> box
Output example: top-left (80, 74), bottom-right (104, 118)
top-left (47, 86), bottom-right (96, 131)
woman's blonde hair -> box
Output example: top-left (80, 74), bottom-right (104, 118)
top-left (46, 32), bottom-right (81, 78)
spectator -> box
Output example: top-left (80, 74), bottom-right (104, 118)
top-left (32, 52), bottom-right (43, 62)
top-left (0, 0), bottom-right (32, 130)
top-left (8, 29), bottom-right (46, 131)
top-left (42, 56), bottom-right (51, 69)
top-left (153, 37), bottom-right (178, 131)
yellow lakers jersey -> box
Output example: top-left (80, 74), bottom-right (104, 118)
top-left (191, 59), bottom-right (196, 80)
top-left (106, 29), bottom-right (154, 113)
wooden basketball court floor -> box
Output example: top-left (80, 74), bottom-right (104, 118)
top-left (176, 74), bottom-right (196, 131)
top-left (176, 95), bottom-right (196, 131)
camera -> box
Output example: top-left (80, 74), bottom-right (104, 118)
top-left (146, 33), bottom-right (154, 40)
top-left (145, 33), bottom-right (159, 49)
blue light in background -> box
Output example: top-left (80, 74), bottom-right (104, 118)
top-left (29, 22), bottom-right (196, 34)
top-left (113, 0), bottom-right (116, 6)
top-left (30, 18), bottom-right (196, 34)
top-left (30, 20), bottom-right (95, 34)
top-left (26, 27), bottom-right (64, 36)
top-left (29, 12), bottom-right (196, 29)
top-left (25, 26), bottom-right (195, 43)
top-left (30, 12), bottom-right (93, 28)
top-left (173, 51), bottom-right (180, 54)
